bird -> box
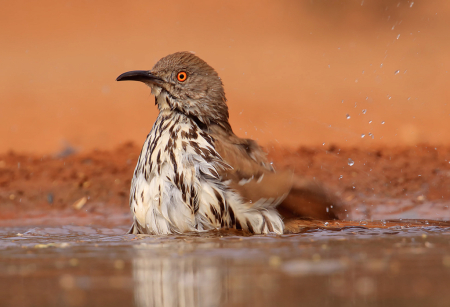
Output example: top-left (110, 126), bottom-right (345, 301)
top-left (117, 51), bottom-right (338, 235)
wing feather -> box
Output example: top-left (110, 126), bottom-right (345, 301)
top-left (209, 125), bottom-right (292, 207)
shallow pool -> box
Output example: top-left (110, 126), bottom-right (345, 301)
top-left (1, 221), bottom-right (450, 307)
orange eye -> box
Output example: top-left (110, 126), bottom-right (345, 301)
top-left (177, 71), bottom-right (187, 82)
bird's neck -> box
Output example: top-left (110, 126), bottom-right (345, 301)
top-left (155, 91), bottom-right (172, 111)
top-left (154, 91), bottom-right (232, 133)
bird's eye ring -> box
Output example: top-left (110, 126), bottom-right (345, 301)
top-left (177, 71), bottom-right (187, 82)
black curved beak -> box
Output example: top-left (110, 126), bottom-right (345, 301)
top-left (116, 70), bottom-right (163, 84)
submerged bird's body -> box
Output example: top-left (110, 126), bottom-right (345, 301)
top-left (129, 107), bottom-right (285, 235)
top-left (117, 52), bottom-right (334, 235)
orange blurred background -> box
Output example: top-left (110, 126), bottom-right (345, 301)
top-left (1, 0), bottom-right (449, 154)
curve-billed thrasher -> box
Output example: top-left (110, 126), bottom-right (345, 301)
top-left (117, 51), bottom-right (339, 235)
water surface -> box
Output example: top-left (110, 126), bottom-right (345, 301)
top-left (1, 222), bottom-right (450, 307)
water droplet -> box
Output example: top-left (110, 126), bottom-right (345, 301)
top-left (395, 70), bottom-right (400, 75)
top-left (249, 200), bottom-right (252, 204)
top-left (348, 158), bottom-right (354, 166)
top-left (339, 175), bottom-right (343, 180)
top-left (362, 70), bottom-right (365, 74)
top-left (324, 222), bottom-right (329, 226)
top-left (381, 121), bottom-right (385, 124)
top-left (410, 2), bottom-right (414, 8)
top-left (388, 95), bottom-right (392, 100)
top-left (397, 34), bottom-right (401, 39)
top-left (154, 196), bottom-right (159, 201)
top-left (369, 120), bottom-right (372, 124)
top-left (368, 132), bottom-right (374, 139)
top-left (361, 134), bottom-right (365, 138)
top-left (380, 63), bottom-right (383, 68)
top-left (407, 97), bottom-right (411, 100)
top-left (352, 186), bottom-right (356, 189)
top-left (341, 99), bottom-right (344, 103)
top-left (362, 109), bottom-right (367, 114)
top-left (326, 207), bottom-right (329, 212)
top-left (322, 142), bottom-right (326, 146)
top-left (346, 114), bottom-right (351, 119)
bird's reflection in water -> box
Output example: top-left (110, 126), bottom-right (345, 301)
top-left (132, 244), bottom-right (225, 307)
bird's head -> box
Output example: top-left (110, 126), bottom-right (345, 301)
top-left (117, 51), bottom-right (230, 131)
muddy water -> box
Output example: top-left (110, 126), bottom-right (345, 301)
top-left (1, 222), bottom-right (450, 307)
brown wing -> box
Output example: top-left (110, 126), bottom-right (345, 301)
top-left (209, 125), bottom-right (292, 205)
top-left (210, 125), bottom-right (342, 220)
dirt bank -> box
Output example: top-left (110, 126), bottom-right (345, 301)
top-left (1, 143), bottom-right (449, 226)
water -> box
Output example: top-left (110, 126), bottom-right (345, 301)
top-left (1, 221), bottom-right (450, 307)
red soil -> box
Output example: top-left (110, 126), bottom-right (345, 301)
top-left (1, 143), bottom-right (449, 227)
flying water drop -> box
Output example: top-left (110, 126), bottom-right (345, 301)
top-left (346, 114), bottom-right (351, 119)
top-left (348, 158), bottom-right (354, 166)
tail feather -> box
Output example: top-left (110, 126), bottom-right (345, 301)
top-left (277, 175), bottom-right (343, 220)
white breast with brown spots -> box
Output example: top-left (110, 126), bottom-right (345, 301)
top-left (129, 109), bottom-right (284, 235)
